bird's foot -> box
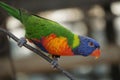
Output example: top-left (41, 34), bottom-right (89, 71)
top-left (18, 37), bottom-right (27, 47)
top-left (51, 58), bottom-right (58, 69)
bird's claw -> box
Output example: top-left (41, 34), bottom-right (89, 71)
top-left (18, 37), bottom-right (27, 47)
top-left (51, 59), bottom-right (58, 69)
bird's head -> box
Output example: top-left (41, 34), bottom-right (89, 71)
top-left (73, 36), bottom-right (100, 58)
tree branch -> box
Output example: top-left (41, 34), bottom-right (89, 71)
top-left (0, 28), bottom-right (76, 80)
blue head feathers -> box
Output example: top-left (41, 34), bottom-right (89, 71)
top-left (73, 36), bottom-right (100, 57)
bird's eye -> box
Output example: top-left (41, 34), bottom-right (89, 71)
top-left (88, 42), bottom-right (94, 47)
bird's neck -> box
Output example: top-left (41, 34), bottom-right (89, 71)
top-left (72, 35), bottom-right (80, 49)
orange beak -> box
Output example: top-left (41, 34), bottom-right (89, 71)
top-left (91, 48), bottom-right (101, 59)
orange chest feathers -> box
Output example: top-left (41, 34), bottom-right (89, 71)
top-left (41, 34), bottom-right (74, 56)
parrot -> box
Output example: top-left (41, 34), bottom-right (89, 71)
top-left (0, 1), bottom-right (100, 61)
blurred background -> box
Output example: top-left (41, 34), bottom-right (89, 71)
top-left (0, 0), bottom-right (120, 80)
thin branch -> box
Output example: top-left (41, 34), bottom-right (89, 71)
top-left (0, 28), bottom-right (77, 80)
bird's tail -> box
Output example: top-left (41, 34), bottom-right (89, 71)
top-left (0, 1), bottom-right (23, 21)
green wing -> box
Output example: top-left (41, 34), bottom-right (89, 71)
top-left (24, 15), bottom-right (74, 46)
top-left (0, 1), bottom-right (74, 47)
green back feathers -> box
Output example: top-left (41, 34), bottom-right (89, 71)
top-left (0, 1), bottom-right (80, 48)
top-left (24, 15), bottom-right (74, 47)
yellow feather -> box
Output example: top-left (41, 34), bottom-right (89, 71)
top-left (72, 35), bottom-right (80, 48)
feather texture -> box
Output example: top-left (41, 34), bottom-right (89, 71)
top-left (31, 34), bottom-right (74, 56)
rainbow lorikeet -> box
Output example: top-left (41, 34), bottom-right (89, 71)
top-left (0, 1), bottom-right (100, 59)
